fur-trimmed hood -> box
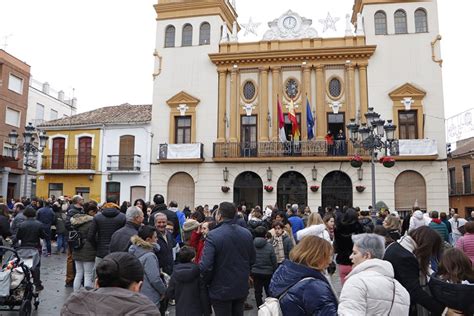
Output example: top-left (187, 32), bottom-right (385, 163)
top-left (128, 235), bottom-right (160, 258)
top-left (130, 235), bottom-right (154, 250)
top-left (70, 214), bottom-right (93, 227)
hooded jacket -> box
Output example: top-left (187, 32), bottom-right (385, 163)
top-left (166, 262), bottom-right (211, 316)
top-left (87, 204), bottom-right (126, 258)
top-left (60, 287), bottom-right (159, 315)
top-left (296, 224), bottom-right (332, 243)
top-left (129, 235), bottom-right (166, 306)
top-left (408, 211), bottom-right (428, 233)
top-left (269, 260), bottom-right (338, 316)
top-left (252, 237), bottom-right (277, 275)
top-left (70, 214), bottom-right (96, 262)
top-left (338, 259), bottom-right (410, 315)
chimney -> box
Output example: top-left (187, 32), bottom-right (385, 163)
top-left (42, 82), bottom-right (50, 94)
top-left (58, 90), bottom-right (65, 101)
top-left (71, 97), bottom-right (77, 108)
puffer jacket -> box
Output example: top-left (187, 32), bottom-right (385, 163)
top-left (456, 233), bottom-right (474, 265)
top-left (87, 204), bottom-right (126, 258)
top-left (60, 287), bottom-right (159, 315)
top-left (296, 224), bottom-right (332, 243)
top-left (252, 237), bottom-right (277, 275)
top-left (269, 260), bottom-right (338, 316)
top-left (408, 211), bottom-right (427, 232)
top-left (338, 259), bottom-right (410, 315)
top-left (128, 235), bottom-right (166, 307)
top-left (70, 214), bottom-right (96, 262)
top-left (109, 221), bottom-right (141, 253)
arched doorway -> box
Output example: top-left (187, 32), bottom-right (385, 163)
top-left (277, 171), bottom-right (308, 209)
top-left (322, 171), bottom-right (352, 209)
top-left (395, 170), bottom-right (426, 212)
top-left (234, 171), bottom-right (263, 209)
top-left (167, 172), bottom-right (195, 208)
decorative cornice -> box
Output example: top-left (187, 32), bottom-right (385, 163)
top-left (166, 91), bottom-right (200, 106)
top-left (389, 83), bottom-right (427, 100)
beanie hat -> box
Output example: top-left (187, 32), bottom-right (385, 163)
top-left (183, 219), bottom-right (200, 232)
top-left (153, 194), bottom-right (165, 205)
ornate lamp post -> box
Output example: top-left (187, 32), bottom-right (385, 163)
top-left (8, 123), bottom-right (49, 198)
top-left (346, 107), bottom-right (397, 211)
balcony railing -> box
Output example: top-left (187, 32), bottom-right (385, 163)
top-left (107, 155), bottom-right (141, 172)
top-left (41, 155), bottom-right (96, 170)
top-left (213, 140), bottom-right (368, 159)
top-left (450, 182), bottom-right (472, 196)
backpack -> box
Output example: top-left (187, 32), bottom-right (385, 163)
top-left (68, 229), bottom-right (85, 250)
top-left (258, 277), bottom-right (315, 316)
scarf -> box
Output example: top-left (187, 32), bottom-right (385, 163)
top-left (272, 235), bottom-right (286, 263)
top-left (431, 218), bottom-right (442, 224)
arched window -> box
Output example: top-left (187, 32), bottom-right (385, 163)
top-left (164, 25), bottom-right (175, 48)
top-left (395, 171), bottom-right (426, 214)
top-left (199, 22), bottom-right (211, 45)
top-left (415, 8), bottom-right (428, 33)
top-left (182, 24), bottom-right (193, 46)
top-left (374, 11), bottom-right (387, 35)
top-left (394, 10), bottom-right (407, 34)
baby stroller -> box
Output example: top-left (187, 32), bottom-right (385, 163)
top-left (0, 246), bottom-right (40, 315)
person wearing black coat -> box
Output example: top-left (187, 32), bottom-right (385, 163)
top-left (87, 200), bottom-right (126, 260)
top-left (149, 194), bottom-right (180, 241)
top-left (109, 206), bottom-right (143, 253)
top-left (166, 246), bottom-right (211, 316)
top-left (64, 195), bottom-right (84, 287)
top-left (199, 202), bottom-right (256, 316)
top-left (0, 204), bottom-right (12, 244)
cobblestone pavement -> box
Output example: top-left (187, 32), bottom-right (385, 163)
top-left (0, 249), bottom-right (343, 316)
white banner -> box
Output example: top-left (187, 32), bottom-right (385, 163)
top-left (162, 143), bottom-right (201, 159)
top-left (398, 139), bottom-right (438, 156)
top-left (446, 109), bottom-right (474, 144)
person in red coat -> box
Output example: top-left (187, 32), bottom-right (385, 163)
top-left (189, 221), bottom-right (215, 264)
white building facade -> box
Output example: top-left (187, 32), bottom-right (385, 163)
top-left (150, 0), bottom-right (448, 213)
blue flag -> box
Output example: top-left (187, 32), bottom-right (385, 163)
top-left (306, 97), bottom-right (314, 140)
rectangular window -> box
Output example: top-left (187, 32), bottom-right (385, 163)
top-left (106, 182), bottom-right (121, 204)
top-left (398, 111), bottom-right (418, 139)
top-left (241, 115), bottom-right (257, 157)
top-left (8, 74), bottom-right (23, 94)
top-left (449, 168), bottom-right (456, 195)
top-left (3, 144), bottom-right (16, 158)
top-left (76, 187), bottom-right (90, 202)
top-left (464, 165), bottom-right (471, 194)
top-left (5, 108), bottom-right (20, 127)
top-left (48, 183), bottom-right (63, 199)
top-left (50, 109), bottom-right (58, 120)
top-left (175, 116), bottom-right (191, 144)
top-left (36, 103), bottom-right (45, 122)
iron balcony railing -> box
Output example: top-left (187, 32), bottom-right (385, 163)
top-left (450, 182), bottom-right (471, 196)
top-left (107, 155), bottom-right (141, 171)
top-left (41, 155), bottom-right (96, 170)
top-left (213, 140), bottom-right (368, 158)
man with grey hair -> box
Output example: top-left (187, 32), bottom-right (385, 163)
top-left (338, 234), bottom-right (410, 315)
top-left (287, 203), bottom-right (304, 240)
top-left (109, 206), bottom-right (144, 253)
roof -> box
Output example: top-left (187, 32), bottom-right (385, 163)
top-left (451, 137), bottom-right (474, 157)
top-left (39, 103), bottom-right (151, 128)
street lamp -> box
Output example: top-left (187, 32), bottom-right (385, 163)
top-left (8, 122), bottom-right (49, 198)
top-left (346, 107), bottom-right (397, 212)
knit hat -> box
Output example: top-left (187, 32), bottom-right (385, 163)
top-left (183, 219), bottom-right (200, 232)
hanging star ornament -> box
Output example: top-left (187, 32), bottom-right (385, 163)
top-left (319, 12), bottom-right (340, 33)
top-left (241, 17), bottom-right (261, 36)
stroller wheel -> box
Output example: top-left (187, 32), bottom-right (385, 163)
top-left (19, 299), bottom-right (32, 316)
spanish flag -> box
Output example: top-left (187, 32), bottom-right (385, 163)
top-left (287, 100), bottom-right (300, 141)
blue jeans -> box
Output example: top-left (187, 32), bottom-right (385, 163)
top-left (56, 233), bottom-right (67, 252)
top-left (42, 226), bottom-right (52, 254)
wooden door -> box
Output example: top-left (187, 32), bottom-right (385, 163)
top-left (52, 138), bottom-right (65, 169)
top-left (119, 135), bottom-right (135, 170)
top-left (78, 137), bottom-right (92, 169)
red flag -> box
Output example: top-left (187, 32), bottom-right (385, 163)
top-left (287, 100), bottom-right (300, 141)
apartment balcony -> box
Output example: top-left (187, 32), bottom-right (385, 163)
top-left (159, 143), bottom-right (204, 163)
top-left (449, 182), bottom-right (472, 196)
top-left (107, 155), bottom-right (141, 173)
top-left (40, 155), bottom-right (96, 173)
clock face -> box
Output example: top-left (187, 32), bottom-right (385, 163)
top-left (283, 16), bottom-right (297, 29)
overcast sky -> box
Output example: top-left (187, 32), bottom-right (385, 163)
top-left (0, 0), bottom-right (470, 119)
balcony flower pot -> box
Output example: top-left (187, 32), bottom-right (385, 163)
top-left (380, 156), bottom-right (395, 168)
top-left (355, 185), bottom-right (366, 193)
top-left (350, 155), bottom-right (363, 168)
top-left (264, 185), bottom-right (274, 192)
top-left (310, 185), bottom-right (320, 192)
top-left (221, 186), bottom-right (230, 193)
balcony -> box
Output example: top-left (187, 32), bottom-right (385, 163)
top-left (450, 182), bottom-right (472, 196)
top-left (41, 155), bottom-right (96, 173)
top-left (107, 155), bottom-right (141, 173)
top-left (159, 143), bottom-right (204, 162)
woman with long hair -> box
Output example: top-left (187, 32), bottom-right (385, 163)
top-left (296, 212), bottom-right (331, 243)
top-left (383, 213), bottom-right (402, 242)
top-left (133, 198), bottom-right (147, 224)
top-left (384, 226), bottom-right (445, 316)
top-left (269, 236), bottom-right (338, 315)
top-left (323, 213), bottom-right (335, 241)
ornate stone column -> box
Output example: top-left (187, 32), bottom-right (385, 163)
top-left (358, 62), bottom-right (369, 121)
top-left (217, 69), bottom-right (227, 142)
top-left (346, 62), bottom-right (356, 121)
top-left (315, 65), bottom-right (326, 139)
top-left (259, 67), bottom-right (269, 141)
top-left (229, 67), bottom-right (238, 142)
top-left (301, 64), bottom-right (311, 140)
top-left (271, 66), bottom-right (281, 141)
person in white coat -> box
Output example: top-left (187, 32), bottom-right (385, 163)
top-left (408, 210), bottom-right (429, 233)
top-left (295, 212), bottom-right (332, 243)
top-left (338, 234), bottom-right (410, 316)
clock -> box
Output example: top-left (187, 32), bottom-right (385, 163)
top-left (283, 16), bottom-right (297, 29)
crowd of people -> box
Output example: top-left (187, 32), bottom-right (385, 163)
top-left (0, 195), bottom-right (473, 315)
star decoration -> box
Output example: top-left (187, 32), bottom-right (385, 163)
top-left (319, 12), bottom-right (340, 33)
top-left (241, 17), bottom-right (261, 36)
